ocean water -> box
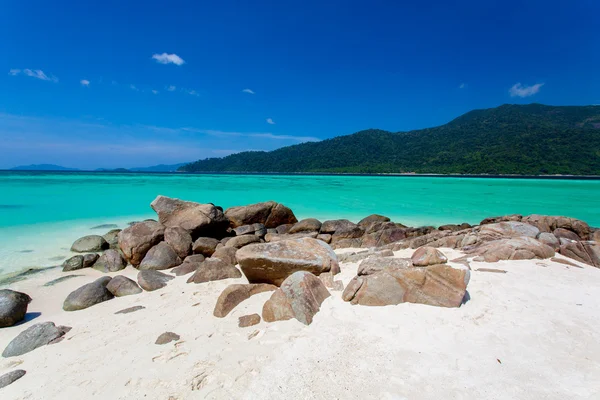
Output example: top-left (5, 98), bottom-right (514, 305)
top-left (1, 171), bottom-right (599, 278)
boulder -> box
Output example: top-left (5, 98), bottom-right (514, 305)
top-left (236, 238), bottom-right (339, 286)
top-left (83, 253), bottom-right (100, 268)
top-left (357, 257), bottom-right (412, 276)
top-left (155, 332), bottom-right (180, 345)
top-left (192, 237), bottom-right (220, 257)
top-left (118, 220), bottom-right (165, 266)
top-left (212, 246), bottom-right (237, 266)
top-left (0, 369), bottom-right (26, 389)
top-left (239, 314), bottom-right (261, 328)
top-left (358, 214), bottom-right (391, 228)
top-left (171, 261), bottom-right (199, 276)
top-left (320, 219), bottom-right (356, 234)
top-left (316, 233), bottom-right (332, 243)
top-left (559, 241), bottom-right (600, 267)
top-left (0, 289), bottom-right (31, 328)
top-left (262, 271), bottom-right (330, 325)
top-left (276, 224), bottom-right (294, 234)
top-left (102, 229), bottom-right (122, 249)
top-left (186, 258), bottom-right (242, 284)
top-left (338, 248), bottom-right (394, 264)
top-left (2, 322), bottom-right (71, 357)
top-left (253, 223), bottom-right (268, 237)
top-left (233, 223), bottom-right (267, 237)
top-left (343, 264), bottom-right (469, 308)
top-left (330, 238), bottom-right (363, 249)
top-left (480, 214), bottom-right (523, 225)
top-left (289, 218), bottom-right (322, 234)
top-left (62, 255), bottom-right (84, 272)
top-left (150, 195), bottom-right (229, 237)
top-left (478, 222), bottom-right (540, 240)
top-left (137, 270), bottom-right (174, 291)
top-left (93, 249), bottom-right (127, 272)
top-left (537, 232), bottom-right (560, 250)
top-left (106, 275), bottom-right (142, 297)
top-left (522, 214), bottom-right (592, 240)
top-left (265, 231), bottom-right (318, 242)
top-left (139, 242), bottom-right (182, 270)
top-left (213, 283), bottom-right (277, 317)
top-left (439, 223), bottom-right (471, 232)
top-left (70, 235), bottom-right (109, 252)
top-left (411, 247), bottom-right (448, 266)
top-left (361, 226), bottom-right (407, 247)
top-left (552, 228), bottom-right (581, 241)
top-left (225, 234), bottom-right (261, 249)
top-left (164, 227), bottom-right (193, 259)
top-left (63, 277), bottom-right (114, 311)
top-left (466, 237), bottom-right (554, 262)
top-left (225, 201), bottom-right (297, 229)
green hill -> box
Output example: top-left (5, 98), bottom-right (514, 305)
top-left (180, 104), bottom-right (600, 175)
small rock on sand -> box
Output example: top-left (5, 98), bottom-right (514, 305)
top-left (238, 314), bottom-right (261, 327)
top-left (0, 369), bottom-right (26, 389)
top-left (155, 332), bottom-right (180, 345)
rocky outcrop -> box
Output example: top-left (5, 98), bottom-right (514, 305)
top-left (478, 222), bottom-right (540, 240)
top-left (537, 232), bottom-right (560, 250)
top-left (236, 238), bottom-right (339, 286)
top-left (93, 249), bottom-right (127, 272)
top-left (213, 283), bottom-right (277, 317)
top-left (343, 263), bottom-right (469, 308)
top-left (357, 257), bottom-right (412, 276)
top-left (0, 369), bottom-right (26, 389)
top-left (225, 201), bottom-right (297, 228)
top-left (466, 237), bottom-right (555, 262)
top-left (480, 214), bottom-right (523, 225)
top-left (150, 195), bottom-right (229, 237)
top-left (2, 322), bottom-right (71, 357)
top-left (411, 247), bottom-right (448, 266)
top-left (289, 218), bottom-right (322, 234)
top-left (164, 226), bottom-right (193, 259)
top-left (192, 237), bottom-right (220, 257)
top-left (71, 235), bottom-right (109, 252)
top-left (358, 214), bottom-right (391, 229)
top-left (106, 275), bottom-right (142, 297)
top-left (186, 258), bottom-right (242, 284)
top-left (522, 214), bottom-right (592, 240)
top-left (559, 241), bottom-right (600, 267)
top-left (337, 248), bottom-right (394, 264)
top-left (262, 271), bottom-right (331, 325)
top-left (0, 289), bottom-right (31, 327)
top-left (118, 220), bottom-right (165, 266)
top-left (137, 270), bottom-right (174, 291)
top-left (139, 242), bottom-right (182, 270)
top-left (63, 277), bottom-right (114, 311)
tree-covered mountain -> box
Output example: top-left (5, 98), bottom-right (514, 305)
top-left (180, 104), bottom-right (600, 175)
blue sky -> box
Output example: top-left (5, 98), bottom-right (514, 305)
top-left (1, 0), bottom-right (599, 169)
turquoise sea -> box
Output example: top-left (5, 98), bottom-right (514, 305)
top-left (1, 171), bottom-right (599, 277)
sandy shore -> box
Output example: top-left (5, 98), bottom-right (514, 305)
top-left (1, 248), bottom-right (599, 399)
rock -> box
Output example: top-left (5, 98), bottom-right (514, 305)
top-left (550, 257), bottom-right (582, 268)
top-left (225, 201), bottom-right (297, 228)
top-left (439, 223), bottom-right (471, 232)
top-left (137, 270), bottom-right (174, 291)
top-left (83, 253), bottom-right (100, 268)
top-left (480, 214), bottom-right (523, 225)
top-left (239, 314), bottom-right (261, 327)
top-left (316, 233), bottom-right (332, 243)
top-left (276, 224), bottom-right (294, 234)
top-left (357, 257), bottom-right (412, 276)
top-left (593, 229), bottom-right (600, 242)
top-left (102, 229), bottom-right (122, 249)
top-left (338, 248), bottom-right (394, 264)
top-left (478, 222), bottom-right (540, 240)
top-left (329, 221), bottom-right (365, 242)
top-left (106, 275), bottom-right (142, 297)
top-left (236, 238), bottom-right (339, 286)
top-left (253, 223), bottom-right (268, 237)
top-left (171, 261), bottom-right (200, 276)
top-left (2, 322), bottom-right (71, 357)
top-left (265, 231), bottom-right (318, 242)
top-left (115, 305), bottom-right (146, 314)
top-left (183, 254), bottom-right (206, 263)
top-left (330, 238), bottom-right (363, 249)
top-left (62, 255), bottom-right (84, 272)
top-left (70, 235), bottom-right (109, 252)
top-left (233, 223), bottom-right (267, 237)
top-left (118, 220), bottom-right (165, 266)
top-left (212, 246), bottom-right (237, 266)
top-left (358, 214), bottom-right (391, 228)
top-left (139, 242), bottom-right (182, 270)
top-left (361, 226), bottom-right (407, 247)
top-left (0, 370), bottom-right (26, 389)
top-left (559, 241), bottom-right (600, 267)
top-left (522, 214), bottom-right (592, 240)
top-left (93, 249), bottom-right (127, 272)
top-left (225, 234), bottom-right (261, 249)
top-left (150, 195), bottom-right (229, 237)
top-left (164, 227), bottom-right (193, 259)
top-left (411, 246), bottom-right (448, 266)
top-left (552, 228), bottom-right (581, 241)
top-left (63, 277), bottom-right (114, 311)
top-left (466, 237), bottom-right (555, 262)
top-left (537, 232), bottom-right (560, 250)
top-left (43, 275), bottom-right (82, 287)
top-left (320, 219), bottom-right (356, 234)
top-left (213, 283), bottom-right (277, 317)
top-left (262, 271), bottom-right (330, 325)
top-left (155, 332), bottom-right (180, 345)
top-left (0, 289), bottom-right (31, 327)
top-left (343, 264), bottom-right (469, 308)
top-left (289, 218), bottom-right (322, 234)
top-left (192, 237), bottom-right (220, 256)
top-left (332, 280), bottom-right (344, 291)
top-left (187, 258), bottom-right (242, 284)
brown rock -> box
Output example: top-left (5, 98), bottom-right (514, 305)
top-left (155, 332), bottom-right (180, 345)
top-left (466, 237), bottom-right (554, 262)
top-left (186, 258), bottom-right (242, 284)
top-left (331, 238), bottom-right (363, 249)
top-left (139, 242), bottom-right (182, 270)
top-left (225, 234), bottom-right (261, 249)
top-left (118, 221), bottom-right (165, 266)
top-left (411, 247), bottom-right (448, 266)
top-left (316, 233), bottom-right (332, 243)
top-left (151, 195), bottom-right (229, 237)
top-left (522, 215), bottom-right (592, 240)
top-left (552, 228), bottom-right (581, 241)
top-left (265, 231), bottom-right (318, 242)
top-left (478, 222), bottom-right (540, 240)
top-left (275, 224), bottom-right (294, 234)
top-left (93, 249), bottom-right (127, 273)
top-left (289, 218), bottom-right (322, 234)
top-left (106, 275), bottom-right (142, 297)
top-left (171, 261), bottom-right (199, 276)
top-left (214, 283), bottom-right (277, 317)
top-left (212, 246), bottom-right (237, 266)
top-left (537, 232), bottom-right (560, 250)
top-left (357, 257), bottom-right (412, 276)
top-left (480, 214), bottom-right (523, 225)
top-left (320, 219), bottom-right (356, 234)
top-left (192, 237), bottom-right (220, 256)
top-left (559, 241), bottom-right (600, 267)
top-left (137, 270), bottom-right (174, 291)
top-left (225, 201), bottom-right (297, 228)
top-left (358, 214), bottom-right (391, 228)
top-left (164, 227), bottom-right (193, 259)
top-left (238, 314), bottom-right (261, 327)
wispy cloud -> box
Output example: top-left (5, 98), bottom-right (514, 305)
top-left (242, 88), bottom-right (255, 94)
top-left (152, 89), bottom-right (159, 95)
top-left (459, 83), bottom-right (466, 89)
top-left (152, 53), bottom-right (185, 66)
top-left (183, 128), bottom-right (318, 142)
top-left (166, 85), bottom-right (177, 92)
top-left (129, 84), bottom-right (139, 91)
top-left (509, 82), bottom-right (544, 98)
top-left (9, 68), bottom-right (58, 82)
top-left (266, 118), bottom-right (275, 125)
top-left (80, 79), bottom-right (90, 87)
top-left (183, 88), bottom-right (199, 96)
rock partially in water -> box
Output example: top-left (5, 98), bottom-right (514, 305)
top-left (62, 255), bottom-right (84, 272)
top-left (0, 289), bottom-right (31, 327)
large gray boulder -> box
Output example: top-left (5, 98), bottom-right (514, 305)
top-left (106, 275), bottom-right (142, 297)
top-left (137, 270), bottom-right (174, 291)
top-left (118, 220), bottom-right (165, 266)
top-left (236, 237), bottom-right (339, 286)
top-left (93, 249), bottom-right (126, 272)
top-left (2, 322), bottom-right (71, 357)
top-left (150, 195), bottom-right (229, 237)
top-left (139, 242), bottom-right (182, 270)
top-left (63, 277), bottom-right (114, 311)
top-left (0, 369), bottom-right (26, 389)
top-left (0, 289), bottom-right (31, 327)
top-left (186, 258), bottom-right (242, 284)
top-left (164, 227), bottom-right (193, 259)
top-left (70, 235), bottom-right (109, 252)
top-left (225, 201), bottom-right (297, 228)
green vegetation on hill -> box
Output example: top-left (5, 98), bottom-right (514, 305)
top-left (180, 104), bottom-right (600, 175)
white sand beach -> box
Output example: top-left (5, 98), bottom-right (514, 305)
top-left (1, 248), bottom-right (599, 399)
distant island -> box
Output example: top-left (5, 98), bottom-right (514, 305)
top-left (8, 163), bottom-right (188, 173)
top-left (180, 103), bottom-right (600, 175)
top-left (10, 164), bottom-right (80, 171)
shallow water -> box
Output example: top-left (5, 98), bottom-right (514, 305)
top-left (1, 171), bottom-right (599, 277)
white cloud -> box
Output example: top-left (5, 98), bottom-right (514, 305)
top-left (184, 88), bottom-right (199, 96)
top-left (166, 85), bottom-right (177, 92)
top-left (9, 69), bottom-right (21, 76)
top-left (183, 128), bottom-right (319, 143)
top-left (152, 90), bottom-right (159, 95)
top-left (129, 84), bottom-right (139, 91)
top-left (266, 118), bottom-right (275, 125)
top-left (152, 53), bottom-right (185, 66)
top-left (509, 82), bottom-right (544, 98)
top-left (242, 88), bottom-right (255, 94)
top-left (80, 79), bottom-right (90, 87)
top-left (10, 68), bottom-right (58, 82)
top-left (459, 83), bottom-right (466, 89)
